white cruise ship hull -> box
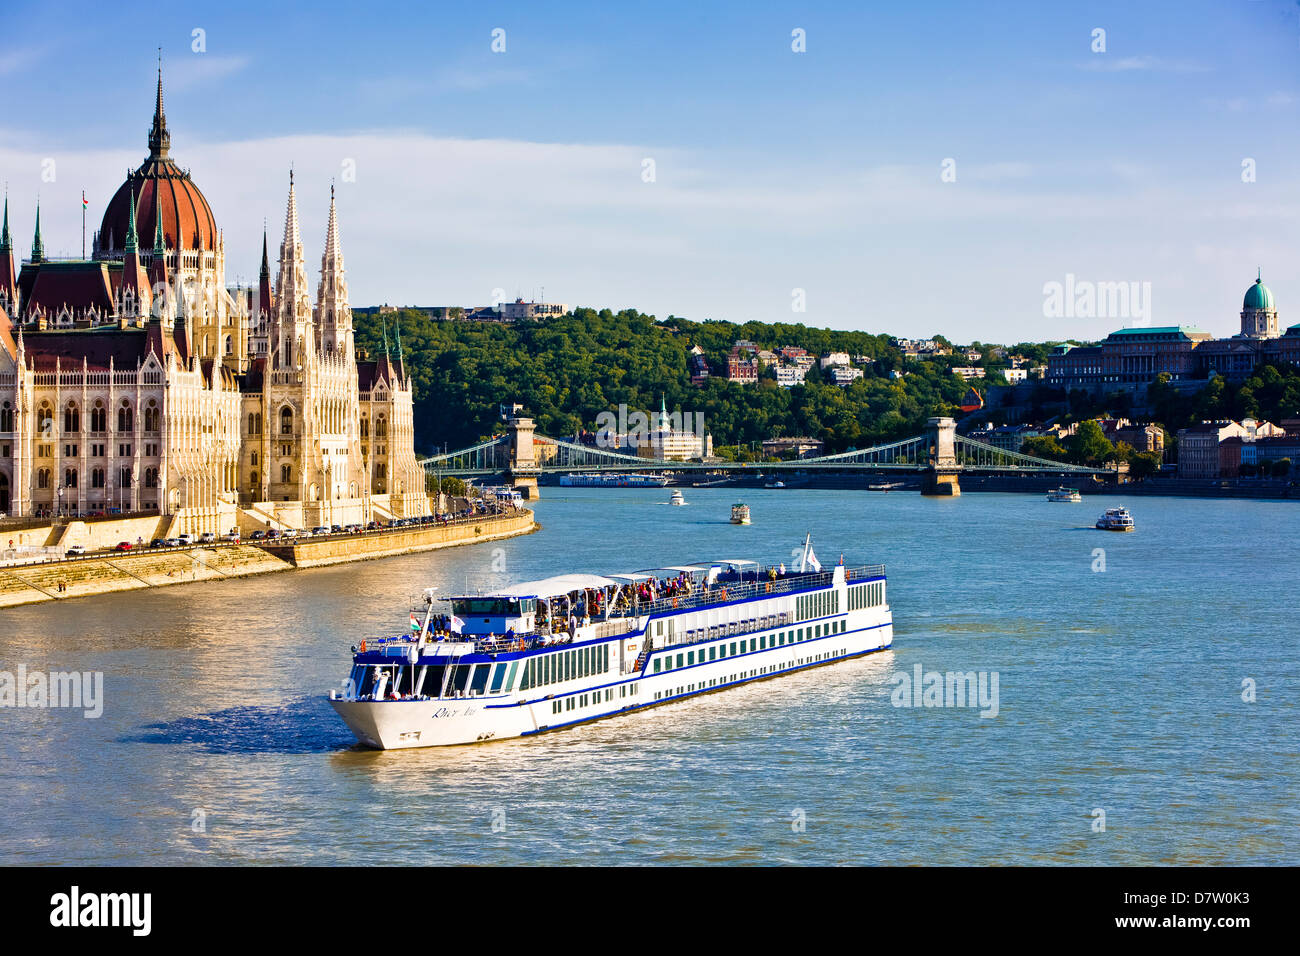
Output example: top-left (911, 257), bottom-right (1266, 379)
top-left (330, 570), bottom-right (892, 749)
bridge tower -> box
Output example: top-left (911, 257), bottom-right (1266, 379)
top-left (507, 417), bottom-right (540, 499)
top-left (921, 416), bottom-right (961, 496)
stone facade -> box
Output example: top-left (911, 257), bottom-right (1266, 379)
top-left (0, 68), bottom-right (427, 529)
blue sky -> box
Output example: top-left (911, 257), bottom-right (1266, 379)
top-left (1, 0), bottom-right (1297, 342)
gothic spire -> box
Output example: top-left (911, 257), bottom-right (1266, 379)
top-left (152, 181), bottom-right (165, 252)
top-left (394, 313), bottom-right (403, 360)
top-left (0, 192), bottom-right (12, 254)
top-left (31, 201), bottom-right (43, 263)
top-left (260, 229), bottom-right (270, 280)
top-left (148, 53), bottom-right (171, 160)
top-left (124, 188), bottom-right (139, 254)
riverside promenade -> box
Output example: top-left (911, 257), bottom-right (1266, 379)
top-left (0, 509), bottom-right (537, 608)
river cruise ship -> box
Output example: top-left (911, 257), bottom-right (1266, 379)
top-left (328, 540), bottom-right (892, 749)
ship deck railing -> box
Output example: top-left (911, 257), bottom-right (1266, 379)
top-left (605, 564), bottom-right (883, 621)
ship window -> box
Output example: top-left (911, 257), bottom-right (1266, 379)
top-left (422, 664), bottom-right (447, 697)
top-left (676, 654), bottom-right (683, 669)
top-left (654, 659), bottom-right (661, 673)
top-left (506, 661), bottom-right (519, 691)
top-left (451, 664), bottom-right (472, 695)
top-left (709, 647), bottom-right (716, 660)
top-left (489, 664), bottom-right (507, 693)
top-left (350, 665), bottom-right (370, 697)
top-left (686, 651), bottom-right (694, 665)
top-left (470, 666), bottom-right (490, 696)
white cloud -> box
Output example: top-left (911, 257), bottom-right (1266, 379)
top-left (0, 131), bottom-right (1295, 343)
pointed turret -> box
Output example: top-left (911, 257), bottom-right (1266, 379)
top-left (121, 189), bottom-right (151, 317)
top-left (257, 228), bottom-right (272, 323)
top-left (273, 170), bottom-right (313, 369)
top-left (149, 182), bottom-right (169, 291)
top-left (0, 193), bottom-right (17, 309)
top-left (148, 56), bottom-right (171, 160)
top-left (316, 183), bottom-right (353, 357)
top-left (31, 202), bottom-right (44, 263)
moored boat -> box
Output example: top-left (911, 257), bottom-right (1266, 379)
top-left (730, 503), bottom-right (751, 524)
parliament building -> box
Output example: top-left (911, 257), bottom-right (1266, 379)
top-left (0, 68), bottom-right (428, 529)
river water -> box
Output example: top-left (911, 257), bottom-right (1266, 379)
top-left (1, 488), bottom-right (1296, 865)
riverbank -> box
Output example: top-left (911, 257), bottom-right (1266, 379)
top-left (0, 509), bottom-right (537, 607)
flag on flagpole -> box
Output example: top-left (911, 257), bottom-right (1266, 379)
top-left (82, 191), bottom-right (88, 209)
top-left (409, 612), bottom-right (421, 633)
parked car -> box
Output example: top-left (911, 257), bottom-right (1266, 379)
top-left (311, 526), bottom-right (330, 536)
top-left (150, 538), bottom-right (167, 548)
top-left (365, 521), bottom-right (380, 530)
top-left (330, 524), bottom-right (343, 534)
top-left (164, 538), bottom-right (182, 547)
top-left (265, 529), bottom-right (280, 540)
top-left (198, 531), bottom-right (217, 544)
top-left (65, 544), bottom-right (86, 557)
top-left (223, 530), bottom-right (241, 542)
top-left (281, 528), bottom-right (298, 539)
top-left (177, 533), bottom-right (195, 546)
top-left (249, 529), bottom-right (266, 540)
top-left (114, 541), bottom-right (133, 552)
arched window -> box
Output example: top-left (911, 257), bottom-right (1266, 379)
top-left (280, 406), bottom-right (293, 435)
top-left (0, 401), bottom-right (13, 432)
top-left (376, 415), bottom-right (388, 438)
top-left (88, 401), bottom-right (106, 433)
top-left (250, 470), bottom-right (259, 488)
top-left (91, 468), bottom-right (106, 489)
top-left (144, 402), bottom-right (159, 432)
top-left (280, 464), bottom-right (291, 483)
top-left (64, 403), bottom-right (80, 433)
top-left (144, 468), bottom-right (159, 488)
top-left (120, 468), bottom-right (132, 488)
top-left (37, 403), bottom-right (53, 437)
top-left (64, 468), bottom-right (78, 488)
top-left (360, 416), bottom-right (368, 438)
top-left (224, 335), bottom-right (233, 355)
top-left (251, 451), bottom-right (259, 467)
top-left (37, 469), bottom-right (50, 489)
top-left (118, 402), bottom-right (133, 433)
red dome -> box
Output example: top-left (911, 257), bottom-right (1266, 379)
top-left (97, 68), bottom-right (218, 255)
top-left (100, 161), bottom-right (217, 254)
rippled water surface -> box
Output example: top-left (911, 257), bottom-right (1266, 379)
top-left (1, 488), bottom-right (1296, 864)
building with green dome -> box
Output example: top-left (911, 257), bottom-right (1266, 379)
top-left (1047, 270), bottom-right (1300, 391)
top-left (1240, 272), bottom-right (1278, 338)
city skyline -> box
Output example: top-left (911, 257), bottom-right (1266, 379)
top-left (0, 0), bottom-right (1297, 343)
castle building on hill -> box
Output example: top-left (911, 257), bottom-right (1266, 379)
top-left (0, 67), bottom-right (427, 529)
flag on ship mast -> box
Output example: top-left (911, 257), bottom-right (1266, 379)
top-left (793, 533), bottom-right (821, 573)
top-left (449, 615), bottom-right (465, 634)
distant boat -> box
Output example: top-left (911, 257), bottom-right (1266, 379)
top-left (1047, 486), bottom-right (1082, 502)
top-left (670, 489), bottom-right (687, 506)
top-left (764, 480), bottom-right (786, 489)
top-left (1096, 507), bottom-right (1135, 532)
top-left (869, 481), bottom-right (903, 491)
top-left (730, 503), bottom-right (751, 525)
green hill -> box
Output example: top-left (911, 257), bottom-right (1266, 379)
top-left (354, 307), bottom-right (987, 455)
